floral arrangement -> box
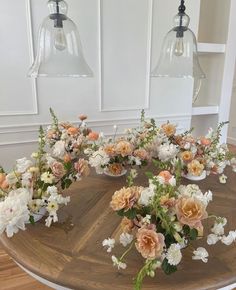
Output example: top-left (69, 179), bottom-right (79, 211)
top-left (85, 111), bottom-right (156, 176)
top-left (0, 110), bottom-right (92, 238)
top-left (175, 122), bottom-right (232, 179)
top-left (103, 163), bottom-right (236, 290)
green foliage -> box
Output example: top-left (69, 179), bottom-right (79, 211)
top-left (29, 215), bottom-right (35, 225)
top-left (117, 208), bottom-right (137, 219)
top-left (161, 258), bottom-right (177, 275)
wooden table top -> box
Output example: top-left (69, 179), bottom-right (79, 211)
top-left (1, 166), bottom-right (236, 290)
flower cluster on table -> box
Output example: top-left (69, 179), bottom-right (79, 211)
top-left (103, 163), bottom-right (236, 290)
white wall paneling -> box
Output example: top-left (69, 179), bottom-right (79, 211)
top-left (99, 0), bottom-right (153, 112)
top-left (0, 0), bottom-right (38, 116)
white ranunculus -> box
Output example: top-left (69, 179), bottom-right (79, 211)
top-left (89, 149), bottom-right (109, 169)
top-left (119, 233), bottom-right (133, 247)
top-left (207, 234), bottom-right (220, 245)
top-left (158, 143), bottom-right (179, 162)
top-left (166, 244), bottom-right (182, 266)
top-left (192, 247), bottom-right (209, 263)
top-left (138, 187), bottom-right (155, 206)
top-left (52, 140), bottom-right (66, 158)
top-left (16, 157), bottom-right (33, 173)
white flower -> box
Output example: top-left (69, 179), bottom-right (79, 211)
top-left (16, 157), bottom-right (33, 173)
top-left (221, 231), bottom-right (236, 246)
top-left (130, 169), bottom-right (138, 179)
top-left (158, 143), bottom-right (179, 162)
top-left (166, 244), bottom-right (182, 266)
top-left (219, 174), bottom-right (227, 184)
top-left (142, 214), bottom-right (152, 225)
top-left (31, 152), bottom-right (39, 159)
top-left (6, 172), bottom-right (18, 185)
top-left (52, 140), bottom-right (66, 158)
top-left (41, 172), bottom-right (55, 184)
top-left (45, 211), bottom-right (58, 227)
top-left (21, 172), bottom-right (32, 187)
top-left (138, 188), bottom-right (155, 206)
top-left (192, 247), bottom-right (209, 263)
top-left (211, 218), bottom-right (227, 236)
top-left (89, 149), bottom-right (110, 173)
top-left (119, 233), bottom-right (133, 247)
top-left (0, 193), bottom-right (30, 238)
top-left (47, 186), bottom-right (58, 196)
top-left (111, 255), bottom-right (127, 270)
top-left (28, 199), bottom-right (43, 213)
top-left (207, 234), bottom-right (220, 245)
top-left (102, 238), bottom-right (115, 253)
top-left (169, 176), bottom-right (176, 187)
top-left (46, 201), bottom-right (59, 212)
top-left (8, 188), bottom-right (31, 204)
top-left (173, 222), bottom-right (182, 232)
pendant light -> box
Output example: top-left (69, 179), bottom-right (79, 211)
top-left (151, 0), bottom-right (205, 103)
top-left (28, 0), bottom-right (93, 78)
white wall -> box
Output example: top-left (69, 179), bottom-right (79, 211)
top-left (0, 0), bottom-right (200, 170)
top-left (228, 65), bottom-right (236, 145)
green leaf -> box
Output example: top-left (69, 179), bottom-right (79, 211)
top-left (145, 171), bottom-right (153, 179)
top-left (189, 228), bottom-right (198, 240)
top-left (161, 258), bottom-right (177, 275)
top-left (117, 208), bottom-right (137, 219)
top-left (29, 215), bottom-right (35, 225)
top-left (183, 225), bottom-right (190, 236)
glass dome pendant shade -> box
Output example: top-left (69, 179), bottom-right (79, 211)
top-left (28, 0), bottom-right (93, 78)
top-left (151, 0), bottom-right (205, 103)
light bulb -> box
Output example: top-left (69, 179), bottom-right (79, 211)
top-left (54, 27), bottom-right (67, 51)
top-left (174, 37), bottom-right (184, 56)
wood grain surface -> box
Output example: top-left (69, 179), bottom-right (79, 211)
top-left (1, 165), bottom-right (236, 290)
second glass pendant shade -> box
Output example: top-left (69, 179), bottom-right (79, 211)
top-left (151, 1), bottom-right (205, 102)
top-left (29, 0), bottom-right (93, 78)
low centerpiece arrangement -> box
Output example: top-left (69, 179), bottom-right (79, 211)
top-left (103, 160), bottom-right (236, 290)
top-left (0, 110), bottom-right (92, 237)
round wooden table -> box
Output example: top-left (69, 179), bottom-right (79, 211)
top-left (1, 167), bottom-right (236, 290)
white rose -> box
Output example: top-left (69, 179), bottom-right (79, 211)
top-left (16, 157), bottom-right (33, 173)
top-left (138, 188), bottom-right (155, 206)
top-left (52, 140), bottom-right (66, 158)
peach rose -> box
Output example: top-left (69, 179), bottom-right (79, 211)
top-left (200, 137), bottom-right (211, 146)
top-left (67, 127), bottom-right (79, 135)
top-left (162, 123), bottom-right (176, 137)
top-left (158, 170), bottom-right (172, 183)
top-left (110, 186), bottom-right (143, 211)
top-left (176, 196), bottom-right (208, 228)
top-left (115, 141), bottom-right (133, 157)
top-left (46, 129), bottom-right (57, 139)
top-left (104, 144), bottom-right (116, 157)
top-left (74, 159), bottom-right (90, 177)
top-left (160, 194), bottom-right (176, 208)
top-left (121, 217), bottom-right (134, 233)
top-left (88, 131), bottom-right (99, 141)
top-left (50, 161), bottom-right (66, 179)
top-left (107, 163), bottom-right (123, 175)
top-left (187, 160), bottom-right (204, 176)
top-left (134, 149), bottom-right (149, 160)
top-left (0, 173), bottom-right (8, 189)
top-left (181, 151), bottom-right (193, 163)
top-left (135, 228), bottom-right (165, 259)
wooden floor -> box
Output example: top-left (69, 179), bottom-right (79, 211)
top-left (0, 144), bottom-right (235, 290)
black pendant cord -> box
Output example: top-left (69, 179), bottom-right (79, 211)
top-left (56, 0), bottom-right (60, 14)
top-left (176, 0), bottom-right (186, 37)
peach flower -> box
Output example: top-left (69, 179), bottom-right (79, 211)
top-left (200, 137), bottom-right (211, 146)
top-left (74, 159), bottom-right (90, 177)
top-left (158, 170), bottom-right (172, 183)
top-left (162, 123), bottom-right (176, 137)
top-left (63, 154), bottom-right (72, 163)
top-left (134, 149), bottom-right (149, 160)
top-left (160, 194), bottom-right (176, 208)
top-left (50, 161), bottom-right (66, 179)
top-left (67, 127), bottom-right (79, 135)
top-left (135, 228), bottom-right (165, 259)
top-left (104, 144), bottom-right (116, 157)
top-left (121, 217), bottom-right (134, 233)
top-left (46, 129), bottom-right (57, 139)
top-left (187, 160), bottom-right (204, 176)
top-left (176, 196), bottom-right (208, 228)
top-left (0, 173), bottom-right (8, 189)
top-left (107, 163), bottom-right (123, 175)
top-left (88, 131), bottom-right (99, 141)
top-left (181, 151), bottom-right (193, 163)
top-left (115, 141), bottom-right (133, 157)
top-left (110, 186), bottom-right (143, 211)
